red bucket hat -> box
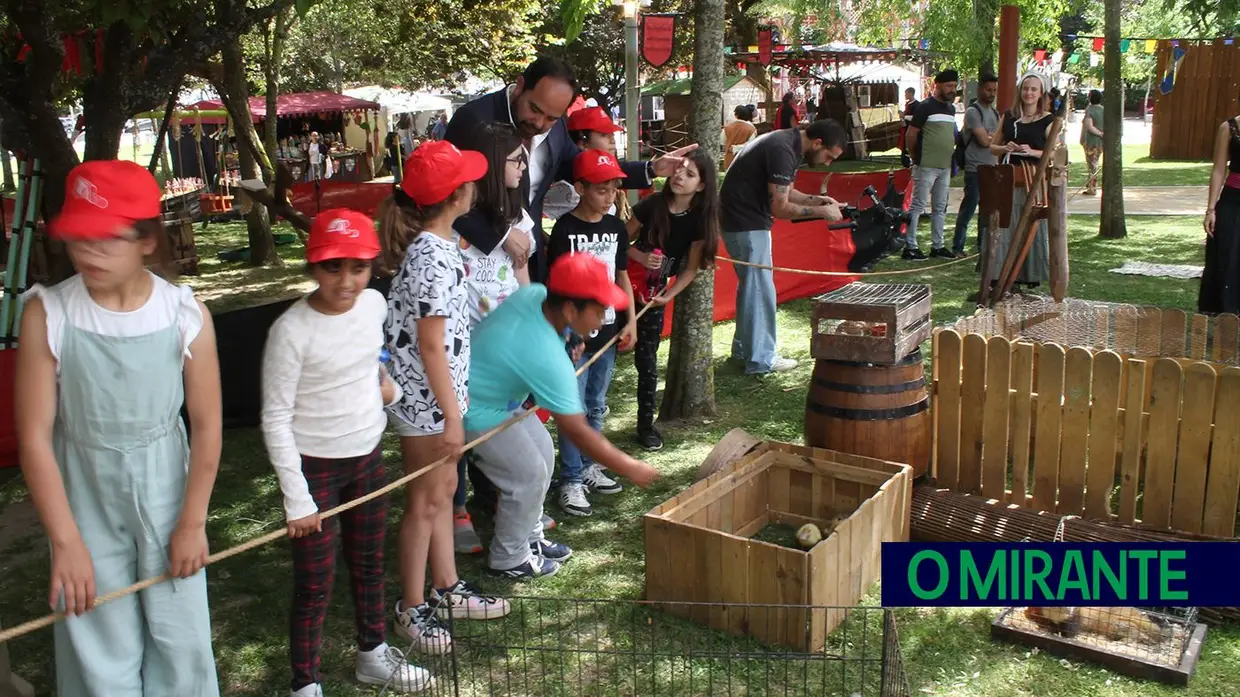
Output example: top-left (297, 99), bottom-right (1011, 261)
top-left (400, 140), bottom-right (488, 206)
top-left (573, 149), bottom-right (626, 185)
top-left (50, 160), bottom-right (162, 240)
top-left (547, 252), bottom-right (629, 311)
top-left (566, 107), bottom-right (624, 134)
top-left (306, 208), bottom-right (380, 263)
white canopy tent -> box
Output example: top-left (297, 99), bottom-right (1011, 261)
top-left (343, 86), bottom-right (454, 138)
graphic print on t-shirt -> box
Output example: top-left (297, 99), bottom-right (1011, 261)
top-left (385, 232), bottom-right (470, 433)
top-left (546, 213), bottom-right (629, 354)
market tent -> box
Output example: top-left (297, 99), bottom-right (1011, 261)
top-left (185, 90), bottom-right (380, 122)
top-left (343, 86), bottom-right (452, 137)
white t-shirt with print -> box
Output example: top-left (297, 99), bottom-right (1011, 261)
top-left (384, 231), bottom-right (470, 433)
top-left (455, 209), bottom-right (536, 328)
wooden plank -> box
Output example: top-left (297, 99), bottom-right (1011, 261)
top-left (734, 512), bottom-right (770, 539)
top-left (698, 524), bottom-right (726, 629)
top-left (958, 333), bottom-right (989, 494)
top-left (1032, 343), bottom-right (1066, 512)
top-left (1190, 313), bottom-right (1209, 360)
top-left (719, 533), bottom-right (750, 635)
top-left (981, 336), bottom-right (1012, 500)
top-left (768, 461), bottom-right (792, 515)
top-left (833, 506), bottom-right (852, 637)
top-left (1161, 309), bottom-right (1187, 358)
top-left (936, 329), bottom-right (964, 488)
top-left (787, 468), bottom-right (814, 518)
top-left (1009, 342), bottom-right (1034, 507)
top-left (1057, 347), bottom-right (1094, 516)
top-left (749, 540), bottom-right (809, 650)
top-left (1085, 350), bottom-right (1122, 521)
top-left (1214, 314), bottom-right (1239, 365)
top-left (1143, 359), bottom-right (1184, 529)
top-left (1113, 308), bottom-right (1138, 358)
top-left (808, 531), bottom-right (840, 651)
top-left (769, 452), bottom-right (896, 487)
top-left (1136, 306), bottom-right (1162, 358)
top-left (1203, 367), bottom-right (1240, 537)
top-left (1171, 362), bottom-right (1217, 534)
top-left (1118, 359), bottom-right (1147, 525)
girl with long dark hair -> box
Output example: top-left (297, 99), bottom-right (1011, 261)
top-left (624, 151), bottom-right (721, 450)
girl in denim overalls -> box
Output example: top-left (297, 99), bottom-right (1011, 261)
top-left (15, 160), bottom-right (222, 696)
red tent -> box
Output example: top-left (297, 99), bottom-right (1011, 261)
top-left (184, 91), bottom-right (380, 123)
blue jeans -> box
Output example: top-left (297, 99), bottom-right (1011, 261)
top-left (722, 229), bottom-right (778, 374)
top-left (558, 345), bottom-right (617, 483)
top-left (905, 165), bottom-right (950, 250)
top-left (952, 170), bottom-right (985, 254)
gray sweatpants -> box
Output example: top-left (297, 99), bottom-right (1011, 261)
top-left (467, 412), bottom-right (553, 570)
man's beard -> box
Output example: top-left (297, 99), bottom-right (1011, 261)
top-left (516, 120), bottom-right (542, 140)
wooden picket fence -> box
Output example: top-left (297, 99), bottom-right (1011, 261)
top-left (930, 328), bottom-right (1240, 538)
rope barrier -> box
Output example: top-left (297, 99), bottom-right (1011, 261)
top-left (0, 303), bottom-right (654, 645)
top-left (725, 251), bottom-right (980, 276)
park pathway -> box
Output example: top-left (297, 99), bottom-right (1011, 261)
top-left (944, 185), bottom-right (1209, 216)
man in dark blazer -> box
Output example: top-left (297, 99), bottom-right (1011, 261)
top-left (445, 55), bottom-right (697, 283)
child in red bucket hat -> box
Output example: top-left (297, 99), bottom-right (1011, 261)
top-left (260, 207), bottom-right (431, 695)
top-left (544, 106), bottom-right (633, 222)
top-left (15, 159), bottom-right (223, 695)
top-left (376, 140), bottom-right (511, 656)
top-left (544, 149), bottom-right (638, 519)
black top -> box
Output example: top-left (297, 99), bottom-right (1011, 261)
top-left (546, 213), bottom-right (630, 354)
top-left (1227, 118), bottom-right (1240, 174)
top-left (776, 105), bottom-right (797, 130)
top-left (719, 129), bottom-right (802, 233)
top-left (632, 196), bottom-right (706, 277)
top-left (1002, 113), bottom-right (1054, 165)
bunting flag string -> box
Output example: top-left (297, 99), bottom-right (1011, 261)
top-left (1160, 45), bottom-right (1188, 95)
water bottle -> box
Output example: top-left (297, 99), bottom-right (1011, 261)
top-left (379, 347), bottom-right (390, 364)
top-left (645, 247), bottom-right (666, 302)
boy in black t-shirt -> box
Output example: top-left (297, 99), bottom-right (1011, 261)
top-left (546, 149), bottom-right (638, 518)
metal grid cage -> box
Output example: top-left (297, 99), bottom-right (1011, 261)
top-left (377, 597), bottom-right (912, 697)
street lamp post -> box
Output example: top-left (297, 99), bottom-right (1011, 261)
top-left (621, 0), bottom-right (642, 202)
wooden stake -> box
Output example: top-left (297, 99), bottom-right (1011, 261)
top-left (1048, 183), bottom-right (1068, 301)
top-left (978, 210), bottom-right (1002, 304)
top-left (0, 620), bottom-right (34, 697)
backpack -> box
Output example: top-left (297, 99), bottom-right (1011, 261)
top-left (953, 103), bottom-right (981, 170)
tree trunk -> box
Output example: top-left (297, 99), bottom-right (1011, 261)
top-left (1, 120), bottom-right (13, 191)
top-left (659, 0), bottom-right (723, 422)
top-left (263, 7), bottom-right (293, 162)
top-left (1099, 0), bottom-right (1126, 239)
top-left (218, 39), bottom-right (280, 267)
top-left (975, 0), bottom-right (997, 78)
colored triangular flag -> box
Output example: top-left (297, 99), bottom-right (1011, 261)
top-left (1226, 38), bottom-right (1235, 46)
top-left (1035, 49), bottom-right (1046, 62)
top-left (1160, 46), bottom-right (1188, 95)
top-left (1120, 39), bottom-right (1131, 52)
top-left (1145, 39), bottom-right (1157, 53)
top-left (1068, 52), bottom-right (1081, 64)
top-left (1090, 52), bottom-right (1101, 67)
top-left (1093, 37), bottom-right (1105, 51)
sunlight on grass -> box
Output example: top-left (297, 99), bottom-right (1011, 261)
top-left (0, 210), bottom-right (1234, 695)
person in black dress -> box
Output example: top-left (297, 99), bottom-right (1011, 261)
top-left (1201, 115), bottom-right (1240, 313)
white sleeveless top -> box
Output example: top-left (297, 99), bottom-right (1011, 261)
top-left (25, 272), bottom-right (204, 374)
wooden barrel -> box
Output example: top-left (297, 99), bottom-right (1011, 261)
top-left (803, 349), bottom-right (930, 479)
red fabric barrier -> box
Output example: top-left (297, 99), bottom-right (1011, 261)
top-left (656, 168), bottom-right (912, 337)
top-left (0, 351), bottom-right (17, 467)
top-left (287, 180), bottom-right (392, 219)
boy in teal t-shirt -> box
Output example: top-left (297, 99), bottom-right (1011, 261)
top-left (464, 253), bottom-right (657, 580)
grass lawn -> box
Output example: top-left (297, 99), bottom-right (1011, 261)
top-left (0, 214), bottom-right (1236, 696)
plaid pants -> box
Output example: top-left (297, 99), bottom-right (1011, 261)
top-left (634, 303), bottom-right (666, 430)
top-left (289, 445), bottom-right (388, 691)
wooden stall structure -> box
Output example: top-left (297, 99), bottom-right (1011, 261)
top-left (644, 438), bottom-right (911, 653)
top-left (641, 75), bottom-right (765, 150)
top-left (1150, 40), bottom-right (1240, 161)
top-left (930, 308), bottom-right (1240, 539)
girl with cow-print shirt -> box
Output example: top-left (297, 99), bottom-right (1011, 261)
top-left (378, 141), bottom-right (510, 658)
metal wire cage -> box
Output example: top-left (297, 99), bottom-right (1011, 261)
top-left (992, 605), bottom-right (1208, 685)
top-left (378, 597), bottom-right (912, 697)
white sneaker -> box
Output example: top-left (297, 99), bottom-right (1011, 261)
top-left (290, 684), bottom-right (323, 697)
top-left (394, 600), bottom-right (453, 655)
top-left (355, 642), bottom-right (434, 692)
top-left (770, 357), bottom-right (798, 372)
top-left (582, 464), bottom-right (622, 495)
top-left (558, 482), bottom-right (592, 516)
top-left (428, 579), bottom-right (512, 621)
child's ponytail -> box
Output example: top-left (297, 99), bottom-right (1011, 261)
top-left (377, 185), bottom-right (467, 276)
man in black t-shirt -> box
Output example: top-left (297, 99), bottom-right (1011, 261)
top-left (545, 149), bottom-right (638, 518)
top-left (719, 119), bottom-right (847, 375)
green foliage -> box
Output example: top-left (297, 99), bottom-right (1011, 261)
top-left (561, 0), bottom-right (600, 43)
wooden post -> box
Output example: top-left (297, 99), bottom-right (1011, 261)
top-left (0, 620), bottom-right (35, 697)
top-left (998, 6), bottom-right (1021, 109)
top-left (1048, 183), bottom-right (1068, 301)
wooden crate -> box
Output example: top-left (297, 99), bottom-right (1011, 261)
top-left (811, 283), bottom-right (931, 365)
top-left (163, 215), bottom-right (199, 275)
top-left (932, 328), bottom-right (1240, 538)
top-left (644, 441), bottom-right (912, 652)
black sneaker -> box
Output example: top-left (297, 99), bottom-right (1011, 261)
top-left (637, 427), bottom-right (663, 451)
top-left (901, 248), bottom-right (928, 261)
top-left (929, 247), bottom-right (955, 259)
